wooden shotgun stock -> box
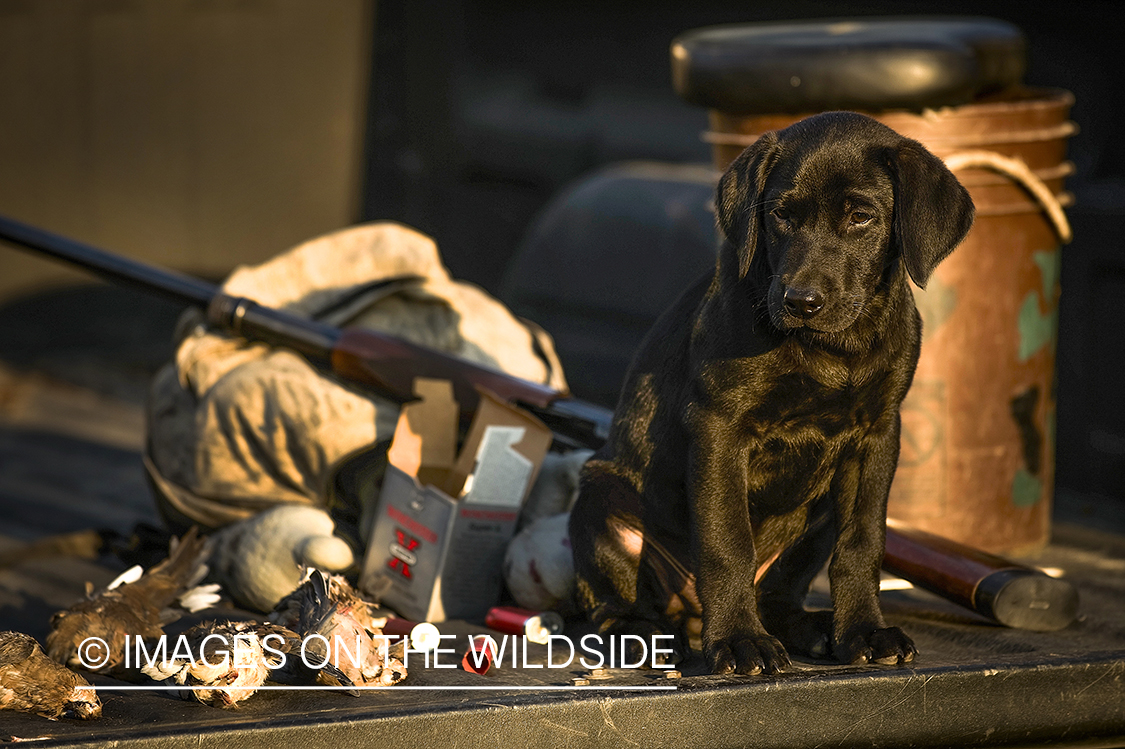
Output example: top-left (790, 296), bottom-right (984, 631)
top-left (883, 520), bottom-right (1078, 631)
top-left (0, 214), bottom-right (1077, 629)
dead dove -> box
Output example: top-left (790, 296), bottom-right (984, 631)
top-left (0, 632), bottom-right (101, 720)
top-left (140, 619), bottom-right (294, 708)
top-left (270, 569), bottom-right (406, 688)
top-left (46, 527), bottom-right (220, 676)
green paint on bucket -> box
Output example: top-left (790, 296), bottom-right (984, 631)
top-left (1012, 468), bottom-right (1042, 508)
top-left (1018, 293), bottom-right (1056, 361)
top-left (1033, 249), bottom-right (1061, 301)
top-left (1018, 249), bottom-right (1061, 362)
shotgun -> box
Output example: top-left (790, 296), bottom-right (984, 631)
top-left (0, 213), bottom-right (1077, 630)
top-left (0, 214), bottom-right (610, 449)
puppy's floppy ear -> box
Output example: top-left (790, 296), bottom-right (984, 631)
top-left (716, 132), bottom-right (779, 279)
top-left (887, 139), bottom-right (975, 288)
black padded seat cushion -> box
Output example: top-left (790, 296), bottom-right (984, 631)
top-left (672, 16), bottom-right (1026, 114)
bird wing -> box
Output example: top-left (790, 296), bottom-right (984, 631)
top-left (0, 632), bottom-right (37, 666)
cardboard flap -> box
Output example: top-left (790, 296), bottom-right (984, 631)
top-left (461, 426), bottom-right (533, 507)
top-left (386, 378), bottom-right (459, 488)
top-left (446, 388), bottom-right (552, 502)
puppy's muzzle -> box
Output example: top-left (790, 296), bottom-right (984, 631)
top-left (783, 286), bottom-right (825, 320)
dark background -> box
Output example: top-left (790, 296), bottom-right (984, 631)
top-left (0, 1), bottom-right (1119, 525)
top-left (359, 0), bottom-right (1125, 514)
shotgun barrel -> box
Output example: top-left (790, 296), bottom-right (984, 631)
top-left (0, 214), bottom-right (216, 308)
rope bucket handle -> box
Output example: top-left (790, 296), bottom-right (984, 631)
top-left (943, 150), bottom-right (1073, 244)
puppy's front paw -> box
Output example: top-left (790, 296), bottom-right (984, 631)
top-left (705, 632), bottom-right (791, 675)
top-left (835, 625), bottom-right (916, 666)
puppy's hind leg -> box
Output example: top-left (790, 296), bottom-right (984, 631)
top-left (569, 470), bottom-right (689, 666)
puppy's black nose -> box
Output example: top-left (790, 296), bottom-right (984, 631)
top-left (783, 287), bottom-right (824, 319)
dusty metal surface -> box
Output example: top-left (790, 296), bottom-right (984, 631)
top-left (0, 571), bottom-right (1122, 748)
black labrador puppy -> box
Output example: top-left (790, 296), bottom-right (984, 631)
top-left (568, 111), bottom-right (974, 674)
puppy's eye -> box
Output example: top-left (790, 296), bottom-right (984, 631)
top-left (771, 207), bottom-right (791, 224)
top-left (849, 211), bottom-right (874, 226)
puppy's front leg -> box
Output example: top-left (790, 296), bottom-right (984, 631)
top-left (830, 414), bottom-right (917, 665)
top-left (687, 406), bottom-right (790, 675)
